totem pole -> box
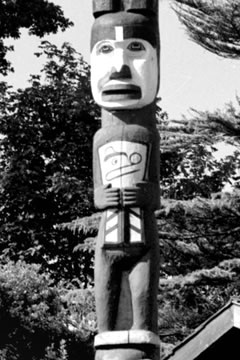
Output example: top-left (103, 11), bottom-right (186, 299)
top-left (90, 1), bottom-right (160, 359)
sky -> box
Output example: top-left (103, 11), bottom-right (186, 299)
top-left (2, 0), bottom-right (240, 119)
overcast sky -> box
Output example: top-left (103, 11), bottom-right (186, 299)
top-left (2, 0), bottom-right (240, 119)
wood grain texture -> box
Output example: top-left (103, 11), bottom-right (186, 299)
top-left (93, 0), bottom-right (118, 16)
top-left (92, 0), bottom-right (158, 17)
top-left (125, 0), bottom-right (158, 14)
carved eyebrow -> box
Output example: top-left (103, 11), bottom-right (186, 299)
top-left (104, 151), bottom-right (127, 162)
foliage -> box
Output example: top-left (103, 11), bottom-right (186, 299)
top-left (0, 0), bottom-right (72, 75)
top-left (183, 100), bottom-right (240, 144)
top-left (158, 191), bottom-right (240, 276)
top-left (160, 113), bottom-right (240, 199)
top-left (158, 103), bottom-right (240, 355)
top-left (0, 41), bottom-right (100, 281)
top-left (172, 0), bottom-right (240, 58)
top-left (62, 287), bottom-right (97, 337)
top-left (0, 260), bottom-right (95, 360)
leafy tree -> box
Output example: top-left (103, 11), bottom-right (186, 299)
top-left (0, 0), bottom-right (72, 75)
top-left (172, 0), bottom-right (240, 58)
top-left (160, 116), bottom-right (239, 199)
top-left (0, 260), bottom-right (95, 360)
top-left (157, 103), bottom-right (240, 357)
top-left (0, 41), bottom-right (100, 282)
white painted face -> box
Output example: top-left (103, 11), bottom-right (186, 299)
top-left (91, 29), bottom-right (158, 109)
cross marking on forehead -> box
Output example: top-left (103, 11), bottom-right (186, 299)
top-left (115, 26), bottom-right (124, 41)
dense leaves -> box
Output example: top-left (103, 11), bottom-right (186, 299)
top-left (160, 114), bottom-right (240, 199)
top-left (0, 41), bottom-right (100, 281)
top-left (173, 0), bottom-right (240, 58)
top-left (0, 0), bottom-right (72, 75)
top-left (158, 103), bottom-right (240, 356)
top-left (0, 260), bottom-right (95, 360)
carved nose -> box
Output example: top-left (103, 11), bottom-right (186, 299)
top-left (109, 65), bottom-right (132, 80)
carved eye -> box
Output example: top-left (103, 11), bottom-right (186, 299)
top-left (127, 42), bottom-right (145, 52)
top-left (130, 153), bottom-right (142, 165)
top-left (111, 157), bottom-right (119, 166)
top-left (99, 44), bottom-right (114, 54)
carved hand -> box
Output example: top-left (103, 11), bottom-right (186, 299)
top-left (94, 184), bottom-right (121, 209)
top-left (122, 181), bottom-right (159, 209)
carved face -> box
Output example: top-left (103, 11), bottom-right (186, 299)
top-left (91, 34), bottom-right (158, 110)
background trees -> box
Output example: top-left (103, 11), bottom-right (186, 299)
top-left (172, 0), bottom-right (240, 58)
top-left (156, 1), bottom-right (240, 355)
top-left (0, 41), bottom-right (100, 282)
top-left (158, 104), bottom-right (240, 356)
top-left (0, 260), bottom-right (95, 360)
top-left (0, 0), bottom-right (72, 75)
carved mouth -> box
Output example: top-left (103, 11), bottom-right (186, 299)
top-left (102, 84), bottom-right (141, 101)
top-left (106, 167), bottom-right (140, 181)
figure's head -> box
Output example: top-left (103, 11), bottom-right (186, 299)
top-left (90, 12), bottom-right (160, 110)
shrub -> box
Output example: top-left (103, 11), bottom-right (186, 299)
top-left (0, 260), bottom-right (94, 360)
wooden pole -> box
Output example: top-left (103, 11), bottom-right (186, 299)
top-left (90, 1), bottom-right (160, 359)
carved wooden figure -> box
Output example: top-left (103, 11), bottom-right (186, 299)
top-left (90, 1), bottom-right (160, 359)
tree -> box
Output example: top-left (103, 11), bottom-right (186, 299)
top-left (157, 103), bottom-right (240, 357)
top-left (0, 41), bottom-right (100, 282)
top-left (160, 116), bottom-right (239, 199)
top-left (0, 260), bottom-right (95, 360)
top-left (172, 0), bottom-right (240, 58)
top-left (0, 0), bottom-right (72, 75)
top-left (156, 2), bottom-right (240, 350)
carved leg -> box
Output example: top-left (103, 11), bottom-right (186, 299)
top-left (129, 247), bottom-right (159, 333)
top-left (95, 246), bottom-right (122, 332)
